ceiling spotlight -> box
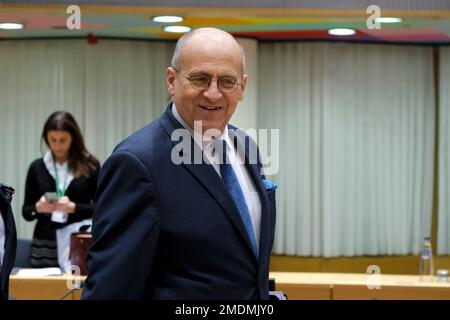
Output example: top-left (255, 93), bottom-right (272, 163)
top-left (163, 25), bottom-right (192, 33)
top-left (152, 16), bottom-right (184, 23)
top-left (0, 23), bottom-right (24, 30)
top-left (375, 17), bottom-right (403, 24)
top-left (327, 28), bottom-right (357, 36)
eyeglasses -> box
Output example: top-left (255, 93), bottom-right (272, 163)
top-left (173, 67), bottom-right (241, 94)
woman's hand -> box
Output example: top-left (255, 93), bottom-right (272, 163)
top-left (56, 196), bottom-right (76, 213)
top-left (35, 195), bottom-right (57, 213)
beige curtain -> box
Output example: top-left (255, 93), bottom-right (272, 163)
top-left (258, 42), bottom-right (435, 257)
top-left (438, 46), bottom-right (450, 255)
top-left (0, 39), bottom-right (174, 239)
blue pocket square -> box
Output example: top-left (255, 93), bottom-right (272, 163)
top-left (263, 179), bottom-right (278, 191)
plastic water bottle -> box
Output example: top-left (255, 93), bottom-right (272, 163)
top-left (419, 236), bottom-right (434, 282)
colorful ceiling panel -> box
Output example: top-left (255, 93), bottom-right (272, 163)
top-left (0, 2), bottom-right (449, 44)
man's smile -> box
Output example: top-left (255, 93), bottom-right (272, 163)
top-left (198, 104), bottom-right (223, 111)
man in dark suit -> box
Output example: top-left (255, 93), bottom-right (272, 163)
top-left (82, 27), bottom-right (276, 299)
top-left (0, 183), bottom-right (17, 300)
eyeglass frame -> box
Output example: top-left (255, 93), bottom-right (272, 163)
top-left (171, 67), bottom-right (242, 94)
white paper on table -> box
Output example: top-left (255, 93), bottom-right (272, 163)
top-left (16, 267), bottom-right (62, 277)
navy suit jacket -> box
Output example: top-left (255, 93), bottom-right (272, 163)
top-left (82, 105), bottom-right (276, 300)
top-left (0, 184), bottom-right (17, 300)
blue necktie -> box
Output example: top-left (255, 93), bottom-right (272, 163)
top-left (220, 141), bottom-right (258, 258)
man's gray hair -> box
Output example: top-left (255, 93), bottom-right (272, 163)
top-left (170, 28), bottom-right (246, 74)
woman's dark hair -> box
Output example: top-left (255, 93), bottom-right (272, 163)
top-left (41, 111), bottom-right (98, 178)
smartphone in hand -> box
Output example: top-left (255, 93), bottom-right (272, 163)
top-left (45, 192), bottom-right (59, 202)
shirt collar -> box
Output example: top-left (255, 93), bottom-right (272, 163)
top-left (43, 151), bottom-right (69, 180)
top-left (44, 151), bottom-right (68, 169)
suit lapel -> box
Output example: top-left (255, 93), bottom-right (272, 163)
top-left (159, 105), bottom-right (258, 259)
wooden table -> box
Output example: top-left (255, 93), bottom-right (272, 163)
top-left (9, 273), bottom-right (86, 300)
top-left (269, 272), bottom-right (450, 300)
top-left (9, 271), bottom-right (450, 300)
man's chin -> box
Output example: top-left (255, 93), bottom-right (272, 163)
top-left (193, 121), bottom-right (225, 138)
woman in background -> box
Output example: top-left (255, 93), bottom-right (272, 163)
top-left (22, 111), bottom-right (100, 268)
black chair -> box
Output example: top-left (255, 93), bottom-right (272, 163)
top-left (14, 238), bottom-right (32, 268)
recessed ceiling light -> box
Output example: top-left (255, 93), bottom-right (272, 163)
top-left (152, 16), bottom-right (183, 23)
top-left (163, 26), bottom-right (192, 33)
top-left (327, 28), bottom-right (357, 36)
top-left (0, 23), bottom-right (24, 30)
top-left (375, 17), bottom-right (403, 24)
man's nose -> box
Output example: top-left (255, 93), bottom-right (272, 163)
top-left (203, 79), bottom-right (222, 100)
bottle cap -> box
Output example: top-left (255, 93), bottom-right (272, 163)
top-left (437, 269), bottom-right (449, 283)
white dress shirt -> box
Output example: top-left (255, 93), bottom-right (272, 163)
top-left (43, 151), bottom-right (74, 191)
top-left (172, 104), bottom-right (262, 247)
top-left (43, 151), bottom-right (74, 223)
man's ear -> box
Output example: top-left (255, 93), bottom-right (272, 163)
top-left (166, 67), bottom-right (176, 96)
top-left (238, 74), bottom-right (248, 101)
